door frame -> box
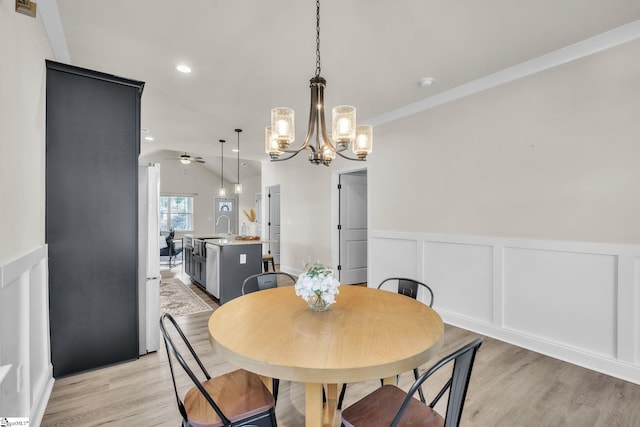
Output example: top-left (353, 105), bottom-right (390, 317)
top-left (332, 165), bottom-right (368, 284)
top-left (265, 184), bottom-right (281, 264)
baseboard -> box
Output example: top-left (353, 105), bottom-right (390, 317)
top-left (439, 309), bottom-right (640, 385)
top-left (31, 369), bottom-right (54, 427)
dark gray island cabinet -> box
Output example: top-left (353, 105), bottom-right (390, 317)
top-left (184, 236), bottom-right (262, 304)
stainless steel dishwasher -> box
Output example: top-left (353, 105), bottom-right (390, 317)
top-left (205, 242), bottom-right (220, 299)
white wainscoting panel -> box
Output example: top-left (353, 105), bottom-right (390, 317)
top-left (636, 257), bottom-right (640, 365)
top-left (369, 230), bottom-right (640, 385)
top-left (503, 247), bottom-right (617, 358)
top-left (0, 245), bottom-right (53, 424)
top-left (423, 241), bottom-right (494, 322)
top-left (369, 237), bottom-right (418, 285)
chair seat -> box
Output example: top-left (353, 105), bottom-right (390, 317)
top-left (160, 246), bottom-right (183, 257)
top-left (184, 369), bottom-right (275, 427)
top-left (341, 385), bottom-right (444, 427)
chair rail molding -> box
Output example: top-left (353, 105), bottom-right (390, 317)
top-left (369, 230), bottom-right (640, 385)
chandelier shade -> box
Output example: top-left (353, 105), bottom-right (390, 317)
top-left (332, 105), bottom-right (356, 150)
top-left (354, 125), bottom-right (373, 159)
top-left (265, 0), bottom-right (372, 166)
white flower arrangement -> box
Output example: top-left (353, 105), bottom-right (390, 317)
top-left (295, 262), bottom-right (340, 310)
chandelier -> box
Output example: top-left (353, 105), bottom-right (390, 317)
top-left (265, 0), bottom-right (373, 166)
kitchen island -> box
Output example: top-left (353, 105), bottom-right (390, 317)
top-left (183, 235), bottom-right (265, 304)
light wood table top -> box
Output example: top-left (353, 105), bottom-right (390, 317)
top-left (208, 285), bottom-right (444, 427)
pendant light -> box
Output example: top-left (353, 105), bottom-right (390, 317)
top-left (218, 139), bottom-right (226, 197)
top-left (234, 129), bottom-right (243, 194)
top-left (265, 0), bottom-right (372, 166)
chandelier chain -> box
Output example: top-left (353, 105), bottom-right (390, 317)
top-left (315, 0), bottom-right (321, 77)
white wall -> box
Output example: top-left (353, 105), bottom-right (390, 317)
top-left (237, 173), bottom-right (261, 232)
top-left (0, 2), bottom-right (51, 262)
top-left (262, 156), bottom-right (357, 272)
top-left (0, 2), bottom-right (54, 423)
top-left (366, 39), bottom-right (640, 382)
top-left (370, 39), bottom-right (640, 244)
top-left (140, 153), bottom-right (261, 237)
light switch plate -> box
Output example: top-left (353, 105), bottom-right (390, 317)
top-left (240, 254), bottom-right (246, 264)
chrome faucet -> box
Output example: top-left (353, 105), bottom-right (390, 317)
top-left (215, 214), bottom-right (232, 235)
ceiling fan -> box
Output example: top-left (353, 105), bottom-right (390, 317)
top-left (167, 152), bottom-right (205, 164)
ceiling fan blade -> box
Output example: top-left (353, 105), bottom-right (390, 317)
top-left (161, 153), bottom-right (204, 164)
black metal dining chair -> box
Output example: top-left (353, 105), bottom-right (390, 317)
top-left (341, 338), bottom-right (483, 427)
top-left (160, 313), bottom-right (277, 427)
top-left (160, 233), bottom-right (183, 269)
top-left (337, 277), bottom-right (436, 410)
top-left (241, 271), bottom-right (296, 295)
top-left (241, 271), bottom-right (296, 403)
top-left (378, 277), bottom-right (434, 307)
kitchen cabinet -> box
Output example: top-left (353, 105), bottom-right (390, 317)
top-left (184, 238), bottom-right (207, 287)
top-left (184, 246), bottom-right (193, 276)
top-left (184, 236), bottom-right (262, 304)
top-left (207, 241), bottom-right (262, 304)
top-left (193, 254), bottom-right (207, 287)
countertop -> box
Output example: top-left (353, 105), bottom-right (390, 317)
top-left (205, 238), bottom-right (265, 246)
top-left (184, 234), bottom-right (273, 246)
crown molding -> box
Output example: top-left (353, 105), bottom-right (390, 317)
top-left (367, 20), bottom-right (640, 127)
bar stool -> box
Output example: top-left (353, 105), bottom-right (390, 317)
top-left (262, 254), bottom-right (275, 272)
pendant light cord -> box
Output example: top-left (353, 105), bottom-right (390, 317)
top-left (236, 129), bottom-right (241, 186)
top-left (219, 139), bottom-right (224, 189)
top-left (315, 0), bottom-right (321, 77)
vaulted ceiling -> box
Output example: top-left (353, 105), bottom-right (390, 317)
top-left (44, 0), bottom-right (640, 180)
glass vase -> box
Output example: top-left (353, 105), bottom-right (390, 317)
top-left (306, 293), bottom-right (330, 312)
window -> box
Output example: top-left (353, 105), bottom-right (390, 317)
top-left (160, 195), bottom-right (194, 232)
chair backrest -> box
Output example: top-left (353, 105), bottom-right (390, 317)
top-left (160, 313), bottom-right (230, 425)
top-left (391, 337), bottom-right (483, 427)
top-left (242, 272), bottom-right (297, 295)
top-left (377, 277), bottom-right (434, 307)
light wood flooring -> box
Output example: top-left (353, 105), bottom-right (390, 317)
top-left (41, 267), bottom-right (640, 426)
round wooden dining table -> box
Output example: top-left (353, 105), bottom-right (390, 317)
top-left (208, 285), bottom-right (444, 427)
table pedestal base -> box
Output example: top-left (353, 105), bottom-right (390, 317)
top-left (305, 383), bottom-right (340, 427)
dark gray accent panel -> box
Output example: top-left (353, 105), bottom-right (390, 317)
top-left (46, 60), bottom-right (144, 377)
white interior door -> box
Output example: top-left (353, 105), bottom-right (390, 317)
top-left (339, 171), bottom-right (367, 284)
top-left (267, 185), bottom-right (281, 264)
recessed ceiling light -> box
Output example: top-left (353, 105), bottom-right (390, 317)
top-left (176, 64), bottom-right (192, 74)
top-left (144, 136), bottom-right (154, 141)
top-left (232, 148), bottom-right (239, 153)
top-left (241, 162), bottom-right (248, 167)
top-left (418, 77), bottom-right (434, 87)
